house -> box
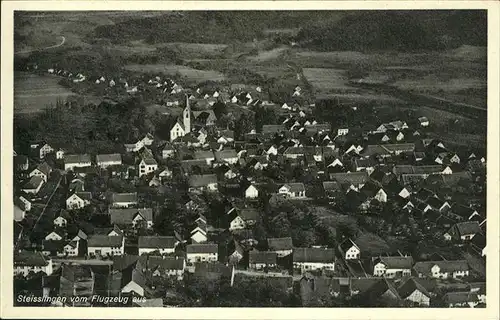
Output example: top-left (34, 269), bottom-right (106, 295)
top-left (41, 240), bottom-right (65, 257)
top-left (162, 143), bottom-right (176, 159)
top-left (87, 235), bottom-right (125, 256)
top-left (15, 154), bottom-right (29, 171)
top-left (15, 202), bottom-right (29, 223)
top-left (193, 262), bottom-right (235, 287)
top-left (397, 278), bottom-right (432, 306)
top-left (360, 182), bottom-right (388, 203)
top-left (124, 140), bottom-right (144, 152)
top-left (138, 236), bottom-right (178, 255)
top-left (425, 197), bottom-right (451, 212)
top-left (214, 149), bottom-right (239, 165)
top-left (226, 240), bottom-right (245, 265)
top-left (329, 172), bottom-right (369, 190)
top-left (29, 162), bottom-right (52, 182)
top-left (293, 248), bottom-right (336, 273)
top-left (45, 230), bottom-right (63, 241)
top-left (94, 225), bottom-right (123, 237)
top-left (245, 185), bottom-right (259, 199)
top-left (66, 192), bottom-right (92, 210)
top-left (228, 208), bottom-right (259, 231)
top-left (278, 183), bottom-right (306, 199)
top-left (443, 292), bottom-right (480, 308)
top-left (64, 154), bottom-right (92, 171)
top-left (190, 217), bottom-right (208, 243)
top-left (249, 251), bottom-right (277, 270)
top-left (109, 208), bottom-right (154, 229)
top-left (188, 174), bottom-right (218, 192)
top-left (138, 149), bottom-right (158, 178)
top-left (448, 204), bottom-right (481, 221)
top-left (267, 237), bottom-right (293, 257)
top-left (413, 260), bottom-right (469, 279)
top-left (186, 243), bottom-right (218, 264)
top-left (418, 117), bottom-right (429, 127)
top-left (339, 239), bottom-right (360, 260)
top-left (14, 251), bottom-right (53, 276)
top-left (468, 282), bottom-right (486, 304)
top-left (53, 210), bottom-right (71, 227)
top-left (63, 240), bottom-right (79, 257)
top-left (299, 275), bottom-right (342, 306)
top-left (194, 150), bottom-right (215, 164)
top-left (31, 142), bottom-right (54, 159)
top-left (143, 256), bottom-right (186, 280)
top-left (96, 153), bottom-right (122, 168)
top-left (443, 221), bottom-right (481, 241)
top-left (21, 176), bottom-right (44, 194)
top-left (372, 256), bottom-right (413, 278)
top-left (110, 192), bottom-right (138, 208)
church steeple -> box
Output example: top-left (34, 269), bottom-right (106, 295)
top-left (183, 94), bottom-right (191, 133)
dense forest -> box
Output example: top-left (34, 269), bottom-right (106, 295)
top-left (296, 10), bottom-right (487, 52)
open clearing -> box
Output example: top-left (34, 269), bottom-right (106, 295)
top-left (14, 72), bottom-right (76, 114)
top-left (124, 64), bottom-right (226, 82)
top-left (159, 42), bottom-right (228, 59)
top-left (247, 47), bottom-right (289, 62)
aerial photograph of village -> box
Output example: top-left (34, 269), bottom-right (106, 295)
top-left (12, 10), bottom-right (487, 308)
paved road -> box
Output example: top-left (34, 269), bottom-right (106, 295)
top-left (15, 36), bottom-right (66, 55)
top-left (53, 259), bottom-right (113, 266)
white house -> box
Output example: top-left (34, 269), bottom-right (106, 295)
top-left (14, 251), bottom-right (53, 276)
top-left (87, 235), bottom-right (125, 256)
top-left (96, 153), bottom-right (122, 168)
top-left (418, 117), bottom-right (429, 127)
top-left (228, 208), bottom-right (259, 231)
top-left (397, 278), bottom-right (431, 307)
top-left (110, 192), bottom-right (138, 208)
top-left (14, 205), bottom-right (25, 222)
top-left (278, 183), bottom-right (306, 199)
top-left (63, 241), bottom-right (79, 257)
top-left (186, 244), bottom-right (218, 264)
top-left (64, 154), bottom-right (92, 171)
top-left (109, 208), bottom-right (153, 229)
top-left (138, 236), bottom-right (178, 255)
top-left (29, 162), bottom-right (52, 182)
top-left (31, 142), bottom-right (54, 159)
top-left (293, 248), bottom-right (336, 273)
top-left (56, 149), bottom-right (65, 159)
top-left (245, 185), bottom-right (259, 199)
top-left (373, 256), bottom-right (413, 278)
top-left (66, 192), bottom-right (92, 210)
top-left (413, 260), bottom-right (470, 279)
top-left (138, 153), bottom-right (158, 178)
top-left (45, 231), bottom-right (63, 241)
top-left (340, 239), bottom-right (361, 260)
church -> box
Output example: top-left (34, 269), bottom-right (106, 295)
top-left (170, 96), bottom-right (191, 142)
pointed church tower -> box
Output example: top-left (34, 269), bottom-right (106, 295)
top-left (183, 94), bottom-right (191, 134)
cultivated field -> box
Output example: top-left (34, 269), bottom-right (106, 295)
top-left (302, 68), bottom-right (354, 92)
top-left (159, 42), bottom-right (228, 59)
top-left (14, 72), bottom-right (76, 114)
top-left (124, 64), bottom-right (226, 82)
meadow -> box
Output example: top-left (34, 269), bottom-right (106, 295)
top-left (14, 72), bottom-right (76, 114)
top-left (123, 64), bottom-right (226, 82)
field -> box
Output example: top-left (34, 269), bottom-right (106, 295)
top-left (124, 64), bottom-right (226, 82)
top-left (302, 68), bottom-right (353, 92)
top-left (159, 42), bottom-right (228, 59)
top-left (14, 72), bottom-right (76, 114)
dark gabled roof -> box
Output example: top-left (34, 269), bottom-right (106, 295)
top-left (375, 256), bottom-right (413, 269)
top-left (138, 236), bottom-right (177, 249)
top-left (188, 174), bottom-right (218, 187)
top-left (293, 247), bottom-right (335, 263)
top-left (397, 278), bottom-right (431, 299)
top-left (96, 153), bottom-right (122, 163)
top-left (300, 275), bottom-right (341, 303)
top-left (23, 176), bottom-right (44, 189)
top-left (267, 237), bottom-right (293, 251)
top-left (111, 192), bottom-right (137, 203)
top-left (71, 192), bottom-right (92, 201)
top-left (454, 221), bottom-right (481, 236)
top-left (147, 256), bottom-right (184, 271)
top-left (42, 240), bottom-right (65, 252)
top-left (14, 251), bottom-right (49, 266)
top-left (249, 250), bottom-right (277, 264)
top-left (194, 150), bottom-right (215, 160)
top-left (281, 182), bottom-right (305, 193)
top-left (413, 260), bottom-right (469, 274)
top-left (87, 235), bottom-right (123, 247)
top-left (262, 124), bottom-right (285, 134)
top-left (113, 255), bottom-right (140, 271)
top-left (65, 154), bottom-right (91, 164)
top-left (186, 243), bottom-right (218, 254)
top-left (238, 208), bottom-right (259, 221)
top-left (33, 162), bottom-right (52, 176)
top-left (330, 172), bottom-right (369, 185)
top-left (323, 181), bottom-right (341, 192)
top-left (214, 149), bottom-right (238, 161)
top-left (109, 208), bottom-right (153, 224)
top-left (193, 262), bottom-right (232, 279)
top-left (450, 204), bottom-right (478, 219)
